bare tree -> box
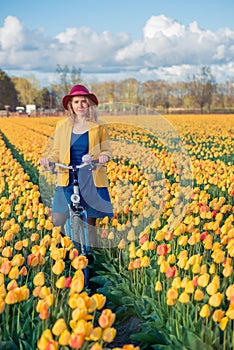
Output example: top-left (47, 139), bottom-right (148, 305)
top-left (189, 66), bottom-right (216, 113)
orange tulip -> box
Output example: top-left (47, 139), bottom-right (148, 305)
top-left (69, 333), bottom-right (84, 349)
top-left (166, 288), bottom-right (178, 300)
top-left (98, 309), bottom-right (116, 328)
top-left (5, 290), bottom-right (18, 304)
top-left (71, 255), bottom-right (88, 270)
top-left (27, 254), bottom-right (39, 267)
top-left (0, 260), bottom-right (12, 275)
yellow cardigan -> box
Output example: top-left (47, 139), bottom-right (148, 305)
top-left (47, 118), bottom-right (112, 187)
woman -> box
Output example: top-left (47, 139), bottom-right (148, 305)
top-left (40, 84), bottom-right (113, 247)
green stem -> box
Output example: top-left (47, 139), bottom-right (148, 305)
top-left (17, 303), bottom-right (21, 335)
top-left (222, 329), bottom-right (226, 350)
top-left (5, 304), bottom-right (10, 337)
top-left (11, 304), bottom-right (16, 335)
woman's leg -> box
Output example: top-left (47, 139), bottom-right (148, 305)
top-left (52, 186), bottom-right (70, 235)
top-left (52, 212), bottom-right (68, 235)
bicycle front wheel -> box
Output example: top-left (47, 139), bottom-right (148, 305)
top-left (72, 214), bottom-right (85, 254)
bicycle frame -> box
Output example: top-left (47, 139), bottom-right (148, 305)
top-left (49, 156), bottom-right (101, 286)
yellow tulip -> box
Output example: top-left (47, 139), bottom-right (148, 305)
top-left (127, 228), bottom-right (135, 241)
top-left (0, 300), bottom-right (5, 314)
top-left (206, 282), bottom-right (219, 296)
top-left (220, 316), bottom-right (229, 331)
top-left (91, 293), bottom-right (106, 310)
top-left (226, 304), bottom-right (234, 319)
top-left (226, 285), bottom-right (234, 301)
top-left (102, 327), bottom-right (116, 343)
top-left (19, 285), bottom-right (30, 302)
top-left (52, 318), bottom-right (67, 336)
top-left (222, 264), bottom-right (233, 277)
top-left (197, 273), bottom-right (210, 287)
top-left (52, 260), bottom-right (65, 275)
top-left (184, 281), bottom-right (195, 294)
top-left (37, 329), bottom-right (54, 350)
top-left (172, 277), bottom-right (181, 289)
top-left (167, 298), bottom-right (175, 306)
top-left (140, 256), bottom-right (150, 268)
top-left (209, 263), bottom-right (216, 274)
top-left (2, 246), bottom-right (13, 258)
top-left (212, 309), bottom-right (225, 323)
top-left (89, 342), bottom-right (103, 350)
top-left (209, 293), bottom-right (223, 307)
top-left (90, 327), bottom-right (102, 342)
top-left (194, 289), bottom-right (204, 301)
top-left (155, 281), bottom-right (162, 292)
top-left (58, 329), bottom-right (71, 346)
top-left (56, 276), bottom-right (66, 289)
top-left (117, 238), bottom-right (125, 249)
top-left (39, 286), bottom-right (51, 299)
top-left (33, 272), bottom-right (45, 286)
top-left (200, 304), bottom-right (210, 318)
top-left (70, 276), bottom-right (84, 294)
top-left (178, 292), bottom-right (190, 303)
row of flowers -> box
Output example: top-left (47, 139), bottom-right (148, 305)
top-left (0, 132), bottom-right (139, 349)
top-left (0, 114), bottom-right (233, 349)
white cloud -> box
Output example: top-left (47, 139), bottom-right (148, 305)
top-left (0, 16), bottom-right (24, 50)
top-left (0, 14), bottom-right (234, 86)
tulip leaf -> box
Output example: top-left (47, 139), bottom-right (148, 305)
top-left (0, 341), bottom-right (18, 350)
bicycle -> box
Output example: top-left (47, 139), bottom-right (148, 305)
top-left (49, 154), bottom-right (102, 287)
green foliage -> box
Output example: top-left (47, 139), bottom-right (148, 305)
top-left (0, 69), bottom-right (18, 110)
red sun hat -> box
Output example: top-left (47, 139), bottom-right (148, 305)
top-left (62, 84), bottom-right (98, 110)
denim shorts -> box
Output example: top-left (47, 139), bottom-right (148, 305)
top-left (52, 185), bottom-right (113, 218)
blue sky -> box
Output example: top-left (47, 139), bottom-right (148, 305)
top-left (1, 0), bottom-right (234, 86)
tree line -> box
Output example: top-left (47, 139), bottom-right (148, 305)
top-left (0, 65), bottom-right (234, 114)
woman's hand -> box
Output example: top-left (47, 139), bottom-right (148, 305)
top-left (40, 157), bottom-right (50, 169)
top-left (98, 155), bottom-right (109, 164)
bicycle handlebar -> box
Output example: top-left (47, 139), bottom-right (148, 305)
top-left (48, 158), bottom-right (104, 173)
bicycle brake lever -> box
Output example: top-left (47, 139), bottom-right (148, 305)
top-left (49, 162), bottom-right (56, 174)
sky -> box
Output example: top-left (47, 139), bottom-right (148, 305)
top-left (0, 0), bottom-right (234, 87)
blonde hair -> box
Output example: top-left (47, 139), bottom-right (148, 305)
top-left (67, 96), bottom-right (98, 122)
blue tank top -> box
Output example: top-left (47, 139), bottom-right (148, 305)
top-left (70, 131), bottom-right (89, 166)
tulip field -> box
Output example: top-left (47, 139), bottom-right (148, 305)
top-left (0, 113), bottom-right (233, 350)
